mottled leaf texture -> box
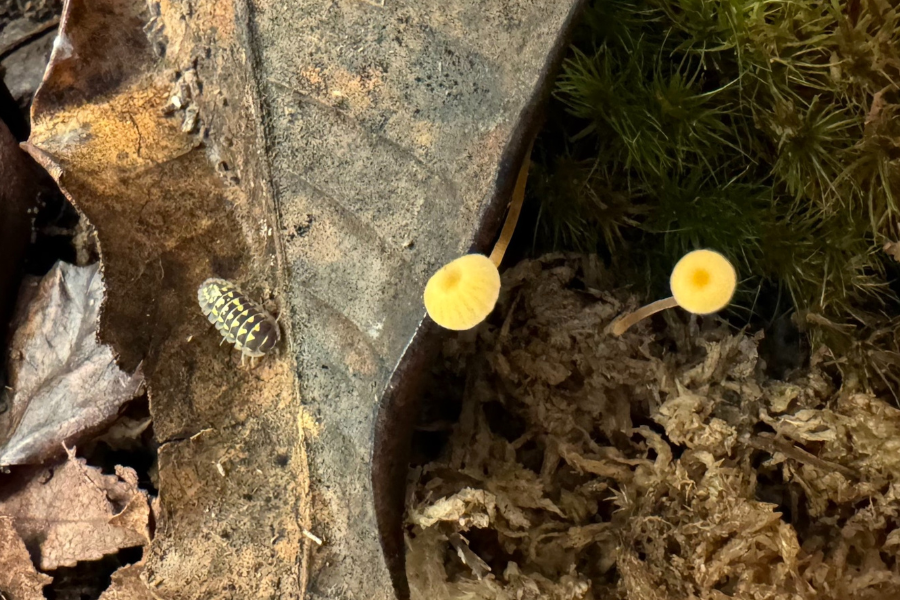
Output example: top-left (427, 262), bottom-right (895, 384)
top-left (0, 451), bottom-right (150, 570)
top-left (0, 262), bottom-right (143, 466)
top-left (0, 517), bottom-right (52, 600)
top-left (97, 562), bottom-right (153, 600)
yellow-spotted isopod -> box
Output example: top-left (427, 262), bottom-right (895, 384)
top-left (197, 278), bottom-right (280, 365)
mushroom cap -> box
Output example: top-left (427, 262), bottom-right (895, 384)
top-left (669, 249), bottom-right (737, 315)
top-left (424, 254), bottom-right (501, 331)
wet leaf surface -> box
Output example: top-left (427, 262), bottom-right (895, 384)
top-left (0, 262), bottom-right (143, 466)
top-left (0, 449), bottom-right (150, 571)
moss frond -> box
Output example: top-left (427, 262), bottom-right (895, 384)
top-left (761, 95), bottom-right (861, 205)
top-left (531, 152), bottom-right (641, 253)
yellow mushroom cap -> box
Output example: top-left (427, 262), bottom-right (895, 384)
top-left (669, 249), bottom-right (737, 315)
top-left (424, 254), bottom-right (501, 331)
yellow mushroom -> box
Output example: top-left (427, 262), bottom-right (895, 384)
top-left (423, 139), bottom-right (534, 331)
top-left (669, 249), bottom-right (737, 314)
top-left (424, 254), bottom-right (501, 331)
top-left (611, 249), bottom-right (737, 336)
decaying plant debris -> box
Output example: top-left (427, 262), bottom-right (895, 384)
top-left (407, 255), bottom-right (900, 599)
top-left (0, 260), bottom-right (150, 596)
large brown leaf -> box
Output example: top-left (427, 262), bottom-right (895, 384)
top-left (26, 0), bottom-right (584, 597)
top-left (26, 0), bottom-right (310, 597)
top-left (0, 262), bottom-right (143, 466)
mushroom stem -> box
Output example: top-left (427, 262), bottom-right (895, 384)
top-left (610, 296), bottom-right (679, 336)
top-left (489, 138), bottom-right (534, 268)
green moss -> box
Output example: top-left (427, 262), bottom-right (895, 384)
top-left (537, 0), bottom-right (900, 390)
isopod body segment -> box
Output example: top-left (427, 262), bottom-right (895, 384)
top-left (197, 278), bottom-right (280, 359)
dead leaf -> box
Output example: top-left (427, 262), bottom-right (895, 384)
top-left (0, 516), bottom-right (52, 600)
top-left (0, 120), bottom-right (42, 346)
top-left (0, 262), bottom-right (143, 466)
top-left (97, 561), bottom-right (154, 600)
top-left (0, 451), bottom-right (150, 570)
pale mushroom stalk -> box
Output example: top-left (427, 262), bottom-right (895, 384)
top-left (489, 138), bottom-right (534, 268)
top-left (610, 296), bottom-right (678, 336)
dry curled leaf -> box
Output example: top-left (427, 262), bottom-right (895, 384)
top-left (0, 262), bottom-right (143, 466)
top-left (0, 516), bottom-right (52, 600)
top-left (0, 451), bottom-right (150, 570)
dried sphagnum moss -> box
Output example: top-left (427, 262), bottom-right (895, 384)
top-left (406, 256), bottom-right (900, 600)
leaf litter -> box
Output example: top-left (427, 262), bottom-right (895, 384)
top-left (0, 259), bottom-right (152, 597)
top-left (0, 261), bottom-right (144, 466)
top-left (406, 254), bottom-right (900, 600)
top-left (0, 446), bottom-right (150, 571)
top-left (0, 516), bottom-right (53, 600)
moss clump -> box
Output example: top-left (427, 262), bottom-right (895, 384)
top-left (535, 0), bottom-right (900, 391)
